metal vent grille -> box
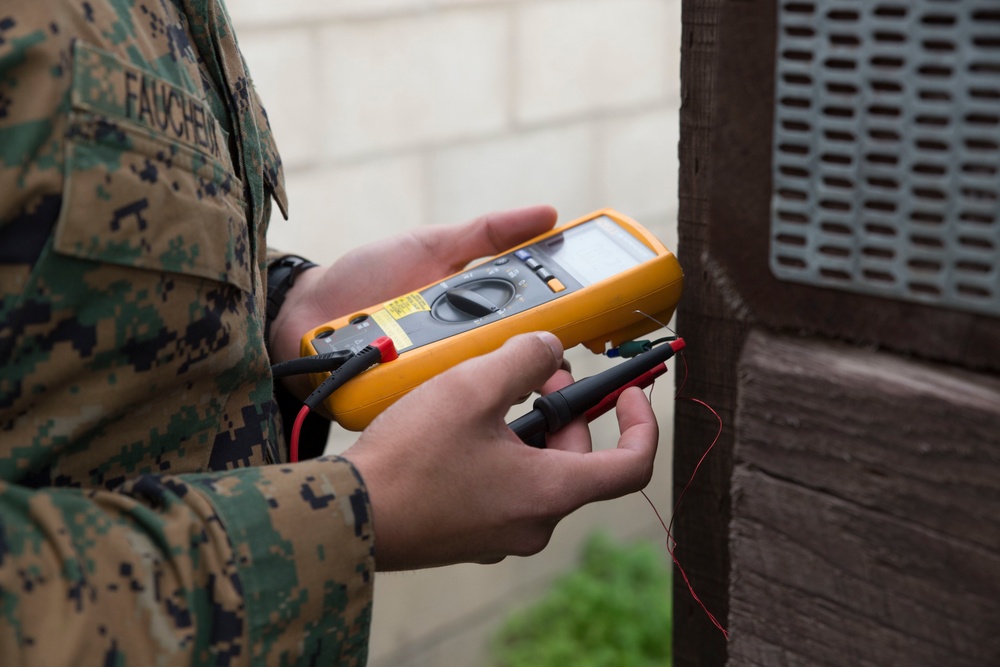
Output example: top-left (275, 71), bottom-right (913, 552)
top-left (771, 0), bottom-right (1000, 316)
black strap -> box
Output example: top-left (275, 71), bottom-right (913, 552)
top-left (265, 255), bottom-right (318, 349)
top-left (266, 255), bottom-right (326, 459)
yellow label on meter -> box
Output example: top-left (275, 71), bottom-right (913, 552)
top-left (384, 293), bottom-right (431, 320)
top-left (371, 310), bottom-right (413, 351)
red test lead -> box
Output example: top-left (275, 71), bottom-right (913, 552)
top-left (289, 337), bottom-right (398, 462)
top-left (508, 338), bottom-right (685, 447)
top-left (584, 364), bottom-right (667, 422)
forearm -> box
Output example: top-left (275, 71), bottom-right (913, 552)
top-left (0, 458), bottom-right (373, 666)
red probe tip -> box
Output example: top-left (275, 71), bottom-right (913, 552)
top-left (670, 337), bottom-right (686, 353)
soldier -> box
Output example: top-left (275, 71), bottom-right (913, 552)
top-left (0, 0), bottom-right (660, 665)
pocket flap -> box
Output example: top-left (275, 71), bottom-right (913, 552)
top-left (54, 42), bottom-right (252, 292)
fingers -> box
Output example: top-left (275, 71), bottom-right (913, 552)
top-left (320, 206), bottom-right (558, 318)
top-left (455, 332), bottom-right (565, 415)
top-left (349, 354), bottom-right (658, 570)
top-left (445, 205), bottom-right (558, 267)
top-left (596, 386), bottom-right (659, 495)
top-left (539, 368), bottom-right (593, 454)
top-left (544, 417), bottom-right (593, 454)
top-left (553, 387), bottom-right (659, 506)
top-left (538, 367), bottom-right (574, 396)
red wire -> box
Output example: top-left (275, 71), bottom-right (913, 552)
top-left (642, 350), bottom-right (729, 639)
top-left (668, 396), bottom-right (721, 543)
top-left (675, 348), bottom-right (690, 397)
top-left (288, 337), bottom-right (395, 464)
top-left (290, 404), bottom-right (310, 463)
top-left (643, 484), bottom-right (728, 640)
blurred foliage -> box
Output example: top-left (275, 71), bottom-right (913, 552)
top-left (490, 532), bottom-right (671, 667)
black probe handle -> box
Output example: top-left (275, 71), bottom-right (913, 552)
top-left (506, 411), bottom-right (548, 447)
top-left (508, 338), bottom-right (685, 447)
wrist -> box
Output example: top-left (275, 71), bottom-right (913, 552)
top-left (266, 256), bottom-right (324, 398)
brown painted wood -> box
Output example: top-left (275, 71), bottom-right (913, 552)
top-left (673, 1), bottom-right (744, 664)
top-left (731, 329), bottom-right (1000, 666)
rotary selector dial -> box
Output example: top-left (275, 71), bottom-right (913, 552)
top-left (432, 278), bottom-right (516, 322)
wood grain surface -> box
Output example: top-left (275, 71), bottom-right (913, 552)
top-left (730, 329), bottom-right (1000, 666)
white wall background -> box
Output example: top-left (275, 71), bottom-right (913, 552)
top-left (229, 1), bottom-right (682, 664)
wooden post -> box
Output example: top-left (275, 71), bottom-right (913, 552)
top-left (731, 331), bottom-right (1000, 664)
top-left (673, 1), bottom-right (1000, 664)
top-left (673, 1), bottom-right (737, 664)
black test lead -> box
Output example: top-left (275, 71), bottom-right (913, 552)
top-left (508, 337), bottom-right (686, 447)
top-left (289, 336), bottom-right (398, 462)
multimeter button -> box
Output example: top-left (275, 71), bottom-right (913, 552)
top-left (514, 249), bottom-right (532, 261)
top-left (547, 278), bottom-right (566, 293)
top-left (535, 268), bottom-right (555, 282)
top-left (494, 257), bottom-right (510, 266)
top-left (525, 258), bottom-right (542, 270)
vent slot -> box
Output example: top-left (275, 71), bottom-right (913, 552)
top-left (772, 0), bottom-right (1000, 316)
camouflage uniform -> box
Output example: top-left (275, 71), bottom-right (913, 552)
top-left (0, 1), bottom-right (373, 664)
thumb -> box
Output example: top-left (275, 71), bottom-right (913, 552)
top-left (454, 332), bottom-right (564, 412)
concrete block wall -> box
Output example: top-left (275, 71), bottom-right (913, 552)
top-left (228, 1), bottom-right (682, 664)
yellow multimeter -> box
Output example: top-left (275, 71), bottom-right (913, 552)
top-left (300, 208), bottom-right (684, 430)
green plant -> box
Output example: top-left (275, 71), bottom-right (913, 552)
top-left (491, 533), bottom-right (671, 667)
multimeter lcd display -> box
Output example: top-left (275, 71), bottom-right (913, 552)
top-left (540, 217), bottom-right (656, 286)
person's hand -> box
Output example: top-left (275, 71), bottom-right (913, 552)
top-left (269, 205), bottom-right (558, 398)
top-left (341, 332), bottom-right (658, 570)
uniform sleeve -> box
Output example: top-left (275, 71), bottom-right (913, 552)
top-left (0, 456), bottom-right (374, 667)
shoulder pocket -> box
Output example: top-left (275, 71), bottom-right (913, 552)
top-left (53, 42), bottom-right (252, 292)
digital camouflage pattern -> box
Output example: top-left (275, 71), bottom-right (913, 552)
top-left (0, 0), bottom-right (374, 664)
